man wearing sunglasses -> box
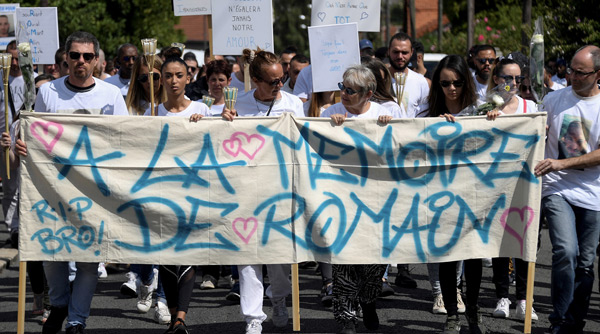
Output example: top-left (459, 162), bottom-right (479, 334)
top-left (472, 44), bottom-right (496, 101)
top-left (534, 45), bottom-right (600, 334)
top-left (16, 31), bottom-right (127, 334)
top-left (387, 32), bottom-right (430, 118)
top-left (105, 43), bottom-right (139, 99)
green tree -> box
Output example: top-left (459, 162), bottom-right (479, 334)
top-left (272, 0), bottom-right (311, 55)
top-left (16, 0), bottom-right (185, 59)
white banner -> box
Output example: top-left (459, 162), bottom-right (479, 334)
top-left (173, 0), bottom-right (211, 16)
top-left (308, 23), bottom-right (360, 93)
top-left (311, 0), bottom-right (381, 32)
top-left (16, 7), bottom-right (59, 65)
top-left (210, 0), bottom-right (274, 55)
top-left (19, 113), bottom-right (545, 265)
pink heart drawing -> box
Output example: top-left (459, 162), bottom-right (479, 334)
top-left (223, 132), bottom-right (265, 160)
top-left (499, 206), bottom-right (534, 256)
top-left (30, 121), bottom-right (64, 154)
top-left (232, 217), bottom-right (258, 244)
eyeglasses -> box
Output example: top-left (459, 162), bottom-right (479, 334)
top-left (499, 75), bottom-right (525, 84)
top-left (476, 58), bottom-right (495, 65)
top-left (439, 80), bottom-right (465, 88)
top-left (69, 51), bottom-right (96, 62)
top-left (567, 67), bottom-right (599, 77)
top-left (137, 72), bottom-right (161, 83)
top-left (261, 75), bottom-right (287, 86)
top-left (338, 82), bottom-right (359, 95)
top-left (519, 85), bottom-right (531, 92)
top-left (123, 56), bottom-right (136, 62)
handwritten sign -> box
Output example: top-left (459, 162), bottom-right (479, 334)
top-left (173, 0), bottom-right (211, 16)
top-left (210, 0), bottom-right (274, 55)
top-left (311, 0), bottom-right (381, 32)
top-left (0, 3), bottom-right (19, 50)
top-left (16, 7), bottom-right (59, 64)
top-left (19, 113), bottom-right (545, 265)
top-left (308, 23), bottom-right (360, 93)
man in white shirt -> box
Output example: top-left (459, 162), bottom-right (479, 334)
top-left (552, 58), bottom-right (568, 87)
top-left (471, 44), bottom-right (497, 101)
top-left (282, 54), bottom-right (309, 94)
top-left (534, 45), bottom-right (600, 334)
top-left (104, 43), bottom-right (138, 99)
top-left (17, 31), bottom-right (128, 334)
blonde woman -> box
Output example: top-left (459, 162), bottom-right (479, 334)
top-left (125, 57), bottom-right (167, 116)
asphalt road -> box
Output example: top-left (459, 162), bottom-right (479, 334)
top-left (1, 223), bottom-right (600, 334)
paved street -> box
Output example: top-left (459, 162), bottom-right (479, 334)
top-left (1, 223), bottom-right (600, 334)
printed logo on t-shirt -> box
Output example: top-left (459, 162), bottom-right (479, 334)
top-left (558, 114), bottom-right (591, 159)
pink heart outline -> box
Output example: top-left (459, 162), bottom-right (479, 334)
top-left (499, 206), bottom-right (534, 256)
top-left (222, 132), bottom-right (265, 160)
top-left (30, 121), bottom-right (64, 154)
top-left (232, 217), bottom-right (258, 244)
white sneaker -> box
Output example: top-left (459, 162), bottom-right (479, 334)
top-left (245, 319), bottom-right (262, 334)
top-left (493, 297), bottom-right (511, 318)
top-left (154, 299), bottom-right (171, 325)
top-left (432, 294), bottom-right (447, 314)
top-left (515, 299), bottom-right (538, 321)
top-left (98, 263), bottom-right (108, 278)
top-left (271, 297), bottom-right (288, 327)
top-left (137, 281), bottom-right (154, 313)
top-left (456, 289), bottom-right (466, 314)
top-left (120, 271), bottom-right (138, 297)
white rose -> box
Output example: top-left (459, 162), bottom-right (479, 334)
top-left (532, 34), bottom-right (543, 44)
top-left (492, 95), bottom-right (505, 107)
top-left (18, 42), bottom-right (31, 53)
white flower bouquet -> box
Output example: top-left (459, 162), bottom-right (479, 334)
top-left (529, 17), bottom-right (545, 106)
top-left (18, 42), bottom-right (35, 111)
top-left (457, 82), bottom-right (516, 116)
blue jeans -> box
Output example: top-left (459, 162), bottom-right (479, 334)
top-left (130, 264), bottom-right (166, 300)
top-left (543, 195), bottom-right (600, 326)
top-left (44, 261), bottom-right (99, 329)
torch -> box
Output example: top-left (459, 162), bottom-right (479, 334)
top-left (0, 53), bottom-right (11, 179)
top-left (141, 38), bottom-right (157, 116)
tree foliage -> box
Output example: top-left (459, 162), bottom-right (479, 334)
top-left (272, 0), bottom-right (311, 55)
top-left (16, 0), bottom-right (185, 59)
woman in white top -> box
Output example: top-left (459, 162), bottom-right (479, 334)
top-left (202, 59), bottom-right (234, 116)
top-left (125, 57), bottom-right (167, 115)
top-left (486, 57), bottom-right (537, 120)
top-left (221, 49), bottom-right (303, 334)
top-left (321, 65), bottom-right (390, 334)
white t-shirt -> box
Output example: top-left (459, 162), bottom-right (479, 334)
top-left (542, 87), bottom-right (600, 210)
top-left (473, 74), bottom-right (488, 102)
top-left (206, 103), bottom-right (225, 116)
top-left (391, 68), bottom-right (429, 117)
top-left (146, 100), bottom-right (210, 117)
top-left (281, 78), bottom-right (293, 94)
top-left (293, 65), bottom-right (312, 101)
top-left (321, 101), bottom-right (391, 119)
top-left (549, 81), bottom-right (565, 91)
top-left (104, 72), bottom-right (131, 98)
top-left (35, 76), bottom-right (128, 115)
top-left (551, 74), bottom-right (567, 87)
top-left (230, 73), bottom-right (252, 92)
top-left (8, 73), bottom-right (38, 112)
top-left (497, 96), bottom-right (537, 115)
top-left (236, 90), bottom-right (304, 117)
top-left (376, 100), bottom-right (404, 119)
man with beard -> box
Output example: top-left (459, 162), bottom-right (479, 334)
top-left (472, 44), bottom-right (496, 101)
top-left (105, 43), bottom-right (139, 99)
top-left (387, 32), bottom-right (430, 118)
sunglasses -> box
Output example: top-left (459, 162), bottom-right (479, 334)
top-left (69, 51), bottom-right (96, 62)
top-left (137, 72), bottom-right (161, 83)
top-left (338, 82), bottom-right (359, 95)
top-left (567, 67), bottom-right (599, 77)
top-left (188, 66), bottom-right (198, 72)
top-left (499, 75), bottom-right (525, 84)
top-left (440, 80), bottom-right (465, 88)
top-left (262, 75), bottom-right (287, 86)
top-left (476, 58), bottom-right (495, 65)
top-left (519, 85), bottom-right (531, 92)
top-left (123, 55), bottom-right (136, 62)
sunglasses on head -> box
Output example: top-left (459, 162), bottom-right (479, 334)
top-left (499, 75), bottom-right (525, 84)
top-left (123, 55), bottom-right (136, 62)
top-left (137, 72), bottom-right (161, 83)
top-left (262, 75), bottom-right (287, 86)
top-left (69, 51), bottom-right (96, 62)
top-left (439, 80), bottom-right (465, 88)
top-left (338, 82), bottom-right (359, 95)
top-left (476, 58), bottom-right (495, 64)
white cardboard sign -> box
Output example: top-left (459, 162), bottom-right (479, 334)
top-left (311, 0), bottom-right (381, 32)
top-left (308, 23), bottom-right (360, 93)
top-left (16, 7), bottom-right (59, 64)
top-left (173, 0), bottom-right (211, 16)
top-left (210, 0), bottom-right (274, 55)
